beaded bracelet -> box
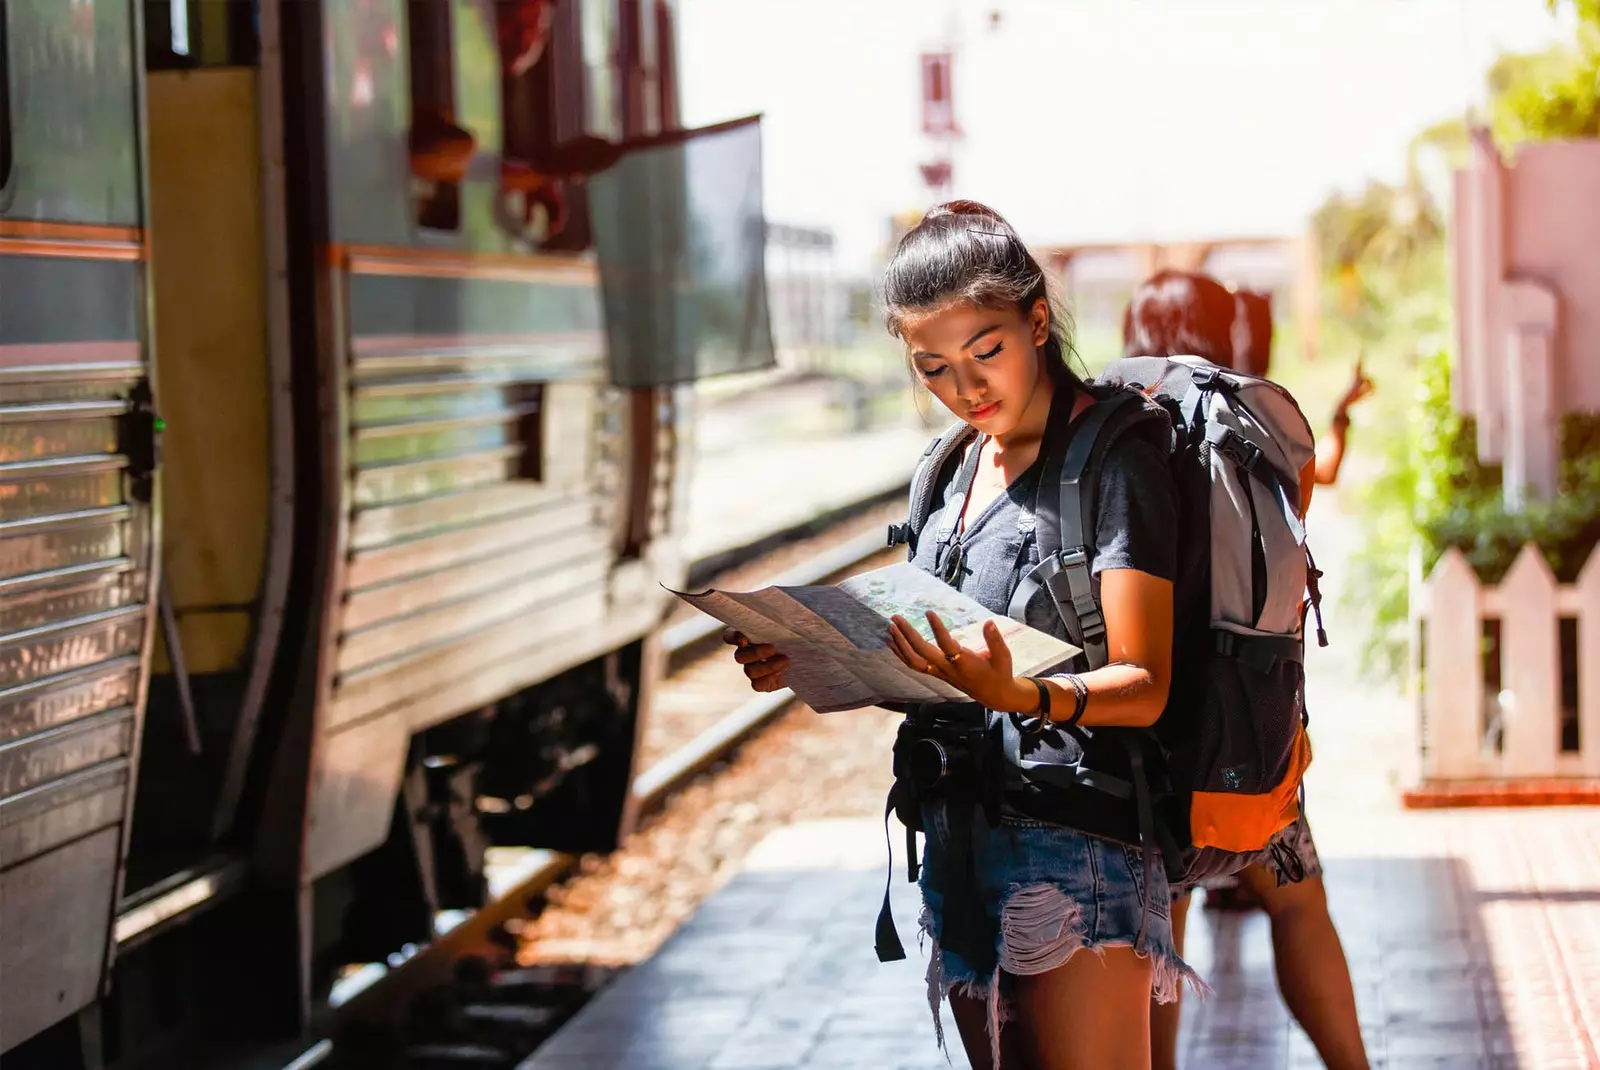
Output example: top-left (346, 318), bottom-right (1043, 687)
top-left (1060, 674), bottom-right (1089, 729)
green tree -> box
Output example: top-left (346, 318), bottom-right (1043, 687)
top-left (1547, 0), bottom-right (1600, 28)
top-left (1491, 6), bottom-right (1600, 150)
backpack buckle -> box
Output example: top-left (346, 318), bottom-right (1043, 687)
top-left (887, 522), bottom-right (912, 547)
top-left (1216, 429), bottom-right (1264, 473)
top-left (1236, 439), bottom-right (1264, 472)
top-left (1058, 547), bottom-right (1089, 570)
top-left (1190, 363), bottom-right (1238, 392)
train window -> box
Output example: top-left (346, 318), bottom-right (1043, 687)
top-left (618, 0), bottom-right (676, 135)
top-left (499, 0), bottom-right (594, 251)
top-left (492, 0), bottom-right (677, 250)
top-left (145, 1), bottom-right (259, 70)
top-left (408, 0), bottom-right (467, 231)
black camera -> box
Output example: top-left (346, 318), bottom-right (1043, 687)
top-left (908, 737), bottom-right (972, 793)
top-left (893, 714), bottom-right (1004, 828)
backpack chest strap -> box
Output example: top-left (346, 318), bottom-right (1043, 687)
top-left (1008, 548), bottom-right (1106, 669)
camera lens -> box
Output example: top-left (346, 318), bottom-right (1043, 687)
top-left (909, 739), bottom-right (949, 791)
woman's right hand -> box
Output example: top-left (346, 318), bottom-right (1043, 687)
top-left (722, 628), bottom-right (790, 692)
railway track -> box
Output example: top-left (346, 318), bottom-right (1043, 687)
top-left (268, 500), bottom-right (906, 1070)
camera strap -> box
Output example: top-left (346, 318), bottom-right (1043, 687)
top-left (875, 783), bottom-right (909, 962)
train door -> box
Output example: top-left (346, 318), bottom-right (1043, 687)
top-left (121, 1), bottom-right (283, 895)
top-left (0, 0), bottom-right (157, 1054)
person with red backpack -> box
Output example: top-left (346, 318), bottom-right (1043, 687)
top-left (1127, 270), bottom-right (1370, 1070)
top-left (730, 201), bottom-right (1203, 1068)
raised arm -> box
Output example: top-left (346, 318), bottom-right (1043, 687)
top-left (1312, 356), bottom-right (1374, 487)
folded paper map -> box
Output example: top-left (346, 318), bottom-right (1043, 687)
top-left (670, 562), bottom-right (1080, 712)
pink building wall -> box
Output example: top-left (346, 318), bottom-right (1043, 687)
top-left (1452, 132), bottom-right (1600, 505)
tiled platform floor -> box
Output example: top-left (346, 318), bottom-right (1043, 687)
top-left (520, 810), bottom-right (1600, 1069)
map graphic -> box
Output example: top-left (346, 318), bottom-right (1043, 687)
top-left (670, 563), bottom-right (1079, 712)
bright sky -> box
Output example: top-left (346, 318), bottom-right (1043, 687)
top-left (677, 0), bottom-right (1572, 275)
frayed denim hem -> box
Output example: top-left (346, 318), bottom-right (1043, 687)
top-left (919, 883), bottom-right (1209, 1067)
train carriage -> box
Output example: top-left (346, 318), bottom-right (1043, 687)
top-left (0, 2), bottom-right (769, 1065)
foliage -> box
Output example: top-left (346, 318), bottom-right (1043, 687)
top-left (1488, 17), bottom-right (1600, 150)
top-left (1345, 348), bottom-right (1600, 680)
top-left (1548, 0), bottom-right (1600, 29)
top-left (1312, 182), bottom-right (1443, 279)
top-left (1308, 159), bottom-right (1448, 352)
top-left (1423, 413), bottom-right (1600, 585)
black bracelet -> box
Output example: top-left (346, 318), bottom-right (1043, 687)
top-left (1007, 677), bottom-right (1052, 735)
top-left (1059, 674), bottom-right (1089, 729)
top-left (1030, 678), bottom-right (1052, 726)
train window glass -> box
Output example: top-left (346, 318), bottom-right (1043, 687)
top-left (453, 2), bottom-right (502, 151)
top-left (580, 0), bottom-right (620, 140)
top-left (499, 0), bottom-right (595, 251)
top-left (619, 0), bottom-right (668, 135)
top-left (145, 1), bottom-right (259, 70)
top-left (408, 0), bottom-right (466, 231)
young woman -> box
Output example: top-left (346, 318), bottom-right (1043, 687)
top-left (1124, 269), bottom-right (1371, 1070)
top-left (730, 202), bottom-right (1200, 1069)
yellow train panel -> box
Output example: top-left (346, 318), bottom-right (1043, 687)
top-left (145, 69), bottom-right (272, 675)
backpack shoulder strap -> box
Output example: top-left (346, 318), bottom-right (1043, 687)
top-left (1008, 388), bottom-right (1170, 668)
top-left (887, 421), bottom-right (976, 555)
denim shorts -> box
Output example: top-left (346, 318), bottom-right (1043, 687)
top-left (917, 801), bottom-right (1204, 1063)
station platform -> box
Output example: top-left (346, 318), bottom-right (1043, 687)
top-left (524, 470), bottom-right (1600, 1068)
top-left (518, 802), bottom-right (1599, 1069)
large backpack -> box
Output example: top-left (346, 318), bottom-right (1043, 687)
top-left (888, 357), bottom-right (1323, 888)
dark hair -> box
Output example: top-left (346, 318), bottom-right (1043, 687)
top-left (1231, 288), bottom-right (1274, 378)
top-left (883, 200), bottom-right (1086, 389)
top-left (1121, 269), bottom-right (1237, 365)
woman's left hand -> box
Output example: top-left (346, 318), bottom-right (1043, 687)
top-left (888, 611), bottom-right (1032, 713)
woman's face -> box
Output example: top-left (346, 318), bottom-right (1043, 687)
top-left (901, 298), bottom-right (1051, 437)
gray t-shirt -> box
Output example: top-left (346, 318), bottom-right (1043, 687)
top-left (907, 428), bottom-right (1178, 773)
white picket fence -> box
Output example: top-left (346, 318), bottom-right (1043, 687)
top-left (1413, 542), bottom-right (1600, 782)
